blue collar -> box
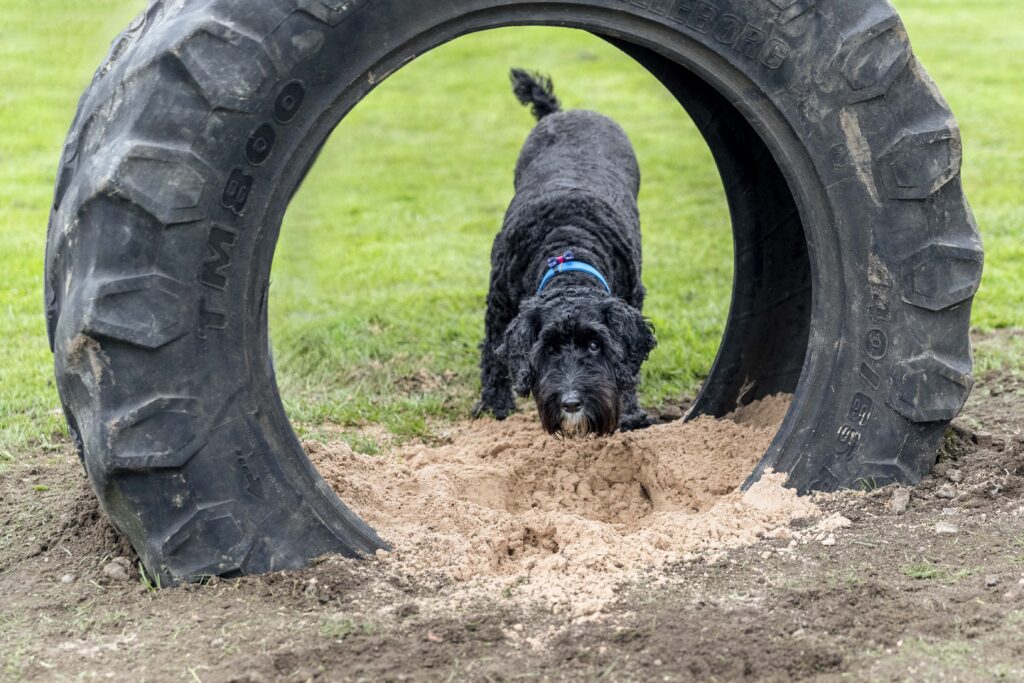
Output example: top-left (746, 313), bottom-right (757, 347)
top-left (537, 251), bottom-right (611, 295)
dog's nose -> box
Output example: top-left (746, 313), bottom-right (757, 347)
top-left (562, 394), bottom-right (582, 414)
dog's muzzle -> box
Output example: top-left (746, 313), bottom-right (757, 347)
top-left (558, 392), bottom-right (591, 437)
top-left (559, 410), bottom-right (590, 437)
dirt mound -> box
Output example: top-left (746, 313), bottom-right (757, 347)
top-left (50, 479), bottom-right (136, 561)
top-left (309, 395), bottom-right (818, 617)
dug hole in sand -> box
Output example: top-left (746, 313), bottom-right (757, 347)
top-left (307, 395), bottom-right (820, 620)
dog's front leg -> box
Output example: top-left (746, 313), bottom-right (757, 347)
top-left (473, 300), bottom-right (517, 420)
top-left (619, 390), bottom-right (653, 432)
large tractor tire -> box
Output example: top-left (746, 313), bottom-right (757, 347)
top-left (46, 0), bottom-right (981, 584)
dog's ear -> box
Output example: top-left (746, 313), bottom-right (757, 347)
top-left (498, 300), bottom-right (544, 397)
top-left (602, 298), bottom-right (657, 387)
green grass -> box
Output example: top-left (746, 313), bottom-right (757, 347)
top-left (138, 562), bottom-right (162, 593)
top-left (272, 24), bottom-right (732, 438)
top-left (1, 0), bottom-right (1022, 457)
top-left (1009, 534), bottom-right (1024, 565)
top-left (0, 1), bottom-right (155, 461)
top-left (900, 559), bottom-right (974, 583)
top-left (974, 330), bottom-right (1024, 376)
top-left (902, 560), bottom-right (945, 580)
top-left (319, 616), bottom-right (374, 640)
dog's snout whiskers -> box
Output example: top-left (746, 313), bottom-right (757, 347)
top-left (559, 409), bottom-right (590, 438)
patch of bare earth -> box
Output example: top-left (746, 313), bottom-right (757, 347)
top-left (2, 334), bottom-right (1023, 681)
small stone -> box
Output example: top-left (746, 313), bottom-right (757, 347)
top-left (792, 628), bottom-right (805, 638)
top-left (102, 561), bottom-right (131, 582)
top-left (986, 575), bottom-right (1000, 588)
top-left (888, 488), bottom-right (911, 514)
top-left (974, 432), bottom-right (994, 448)
top-left (935, 484), bottom-right (957, 500)
top-left (60, 573), bottom-right (76, 584)
top-left (375, 548), bottom-right (390, 559)
top-left (653, 659), bottom-right (663, 667)
top-left (941, 507), bottom-right (958, 516)
top-left (822, 535), bottom-right (837, 547)
top-left (947, 469), bottom-right (963, 483)
top-left (934, 521), bottom-right (959, 535)
top-left (761, 551), bottom-right (772, 560)
top-left (817, 513), bottom-right (853, 532)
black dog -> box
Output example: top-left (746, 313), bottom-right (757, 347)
top-left (473, 69), bottom-right (656, 437)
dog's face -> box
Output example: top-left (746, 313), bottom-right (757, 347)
top-left (499, 289), bottom-right (656, 437)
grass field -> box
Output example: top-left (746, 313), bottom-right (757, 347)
top-left (1, 0), bottom-right (1022, 460)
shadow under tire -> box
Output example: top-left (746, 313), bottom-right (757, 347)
top-left (45, 0), bottom-right (981, 584)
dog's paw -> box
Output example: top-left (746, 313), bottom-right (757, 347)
top-left (619, 411), bottom-right (655, 432)
top-left (472, 399), bottom-right (515, 421)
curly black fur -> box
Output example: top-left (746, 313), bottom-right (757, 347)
top-left (510, 68), bottom-right (561, 120)
top-left (473, 69), bottom-right (657, 436)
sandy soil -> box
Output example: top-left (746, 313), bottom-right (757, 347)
top-left (308, 395), bottom-right (815, 618)
top-left (1, 355), bottom-right (1023, 681)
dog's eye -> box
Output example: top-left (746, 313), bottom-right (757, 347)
top-left (588, 340), bottom-right (601, 354)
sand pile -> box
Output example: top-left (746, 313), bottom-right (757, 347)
top-left (308, 395), bottom-right (818, 617)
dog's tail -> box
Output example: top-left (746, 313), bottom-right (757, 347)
top-left (510, 68), bottom-right (562, 120)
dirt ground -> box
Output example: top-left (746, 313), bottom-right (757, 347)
top-left (2, 352), bottom-right (1023, 681)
